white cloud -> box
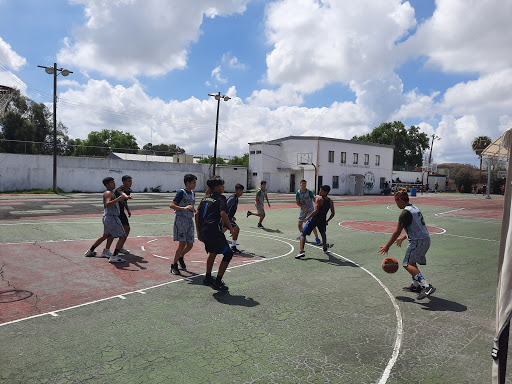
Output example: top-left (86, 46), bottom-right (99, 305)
top-left (402, 0), bottom-right (512, 74)
top-left (0, 37), bottom-right (26, 71)
top-left (263, 0), bottom-right (415, 92)
top-left (246, 84), bottom-right (304, 107)
top-left (59, 0), bottom-right (249, 79)
top-left (222, 52), bottom-right (246, 70)
top-left (211, 66), bottom-right (227, 84)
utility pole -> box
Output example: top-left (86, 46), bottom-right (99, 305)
top-left (208, 92), bottom-right (230, 176)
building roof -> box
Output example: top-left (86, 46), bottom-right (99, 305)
top-left (248, 135), bottom-right (394, 149)
top-left (109, 152), bottom-right (174, 162)
top-left (481, 130), bottom-right (511, 159)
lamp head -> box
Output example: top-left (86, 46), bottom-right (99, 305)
top-left (61, 69), bottom-right (70, 76)
top-left (45, 67), bottom-right (55, 75)
top-left (223, 96), bottom-right (231, 102)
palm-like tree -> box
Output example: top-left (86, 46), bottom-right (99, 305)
top-left (471, 136), bottom-right (492, 177)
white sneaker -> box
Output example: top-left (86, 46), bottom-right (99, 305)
top-left (119, 248), bottom-right (130, 254)
top-left (101, 249), bottom-right (113, 258)
top-left (84, 249), bottom-right (96, 257)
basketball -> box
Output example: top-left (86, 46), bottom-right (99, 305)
top-left (381, 257), bottom-right (399, 273)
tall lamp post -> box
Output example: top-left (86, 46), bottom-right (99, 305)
top-left (427, 134), bottom-right (441, 176)
top-left (208, 92), bottom-right (230, 176)
top-left (38, 63), bottom-right (73, 192)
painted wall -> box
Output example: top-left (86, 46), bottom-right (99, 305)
top-left (0, 154), bottom-right (246, 193)
top-left (249, 137), bottom-right (393, 195)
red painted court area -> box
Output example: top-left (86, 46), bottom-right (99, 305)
top-left (340, 220), bottom-right (445, 234)
top-left (0, 237), bottom-right (261, 324)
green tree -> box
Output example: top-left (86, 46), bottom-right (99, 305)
top-left (141, 143), bottom-right (185, 156)
top-left (77, 129), bottom-right (139, 156)
top-left (471, 136), bottom-right (492, 174)
top-left (452, 164), bottom-right (479, 193)
top-left (352, 121), bottom-right (429, 167)
top-left (227, 153), bottom-right (249, 166)
top-left (198, 156), bottom-right (226, 164)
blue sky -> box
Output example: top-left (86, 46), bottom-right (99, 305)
top-left (1, 0), bottom-right (511, 165)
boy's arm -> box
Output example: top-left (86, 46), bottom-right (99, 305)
top-left (220, 211), bottom-right (233, 234)
top-left (378, 224), bottom-right (405, 254)
top-left (266, 193), bottom-right (271, 207)
top-left (194, 210), bottom-right (202, 242)
top-left (104, 190), bottom-right (130, 207)
top-left (326, 200), bottom-right (335, 224)
top-left (305, 199), bottom-right (322, 222)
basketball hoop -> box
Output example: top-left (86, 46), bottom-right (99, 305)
top-left (0, 85), bottom-right (14, 118)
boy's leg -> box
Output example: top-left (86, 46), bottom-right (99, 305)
top-left (173, 241), bottom-right (187, 264)
top-left (313, 228), bottom-right (321, 245)
top-left (85, 234), bottom-right (110, 256)
top-left (105, 236), bottom-right (114, 250)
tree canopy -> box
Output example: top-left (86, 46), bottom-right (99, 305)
top-left (141, 143), bottom-right (185, 156)
top-left (471, 136), bottom-right (492, 171)
top-left (70, 129), bottom-right (139, 156)
top-left (352, 121), bottom-right (429, 167)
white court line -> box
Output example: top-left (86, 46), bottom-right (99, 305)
top-left (245, 230), bottom-right (402, 384)
top-left (1, 232), bottom-right (402, 383)
top-left (338, 221), bottom-right (446, 235)
top-left (434, 208), bottom-right (465, 216)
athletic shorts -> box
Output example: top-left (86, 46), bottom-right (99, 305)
top-left (119, 211), bottom-right (130, 226)
top-left (302, 217), bottom-right (326, 237)
top-left (255, 203), bottom-right (265, 215)
top-left (298, 207), bottom-right (313, 222)
top-left (223, 218), bottom-right (238, 229)
top-left (173, 216), bottom-right (195, 243)
top-left (403, 238), bottom-right (430, 266)
top-left (103, 215), bottom-right (126, 238)
top-left (201, 231), bottom-right (230, 254)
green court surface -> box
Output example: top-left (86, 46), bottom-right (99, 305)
top-left (0, 193), bottom-right (506, 383)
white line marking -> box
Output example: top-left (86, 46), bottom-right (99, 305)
top-left (0, 232), bottom-right (401, 383)
top-left (338, 221), bottom-right (446, 235)
top-left (434, 208), bottom-right (465, 216)
top-left (150, 254), bottom-right (170, 259)
top-left (141, 246), bottom-right (145, 252)
top-left (147, 239), bottom-right (158, 243)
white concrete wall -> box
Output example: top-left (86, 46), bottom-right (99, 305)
top-left (0, 153), bottom-right (244, 193)
top-left (215, 166), bottom-right (248, 192)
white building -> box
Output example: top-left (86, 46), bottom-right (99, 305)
top-left (248, 136), bottom-right (393, 195)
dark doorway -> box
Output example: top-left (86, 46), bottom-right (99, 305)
top-left (290, 174), bottom-right (295, 193)
top-left (317, 175), bottom-right (323, 193)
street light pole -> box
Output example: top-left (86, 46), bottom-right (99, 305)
top-left (208, 92), bottom-right (230, 176)
top-left (38, 63), bottom-right (72, 193)
top-left (428, 134), bottom-right (441, 175)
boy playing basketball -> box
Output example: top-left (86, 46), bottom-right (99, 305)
top-left (104, 175), bottom-right (133, 256)
top-left (195, 176), bottom-right (234, 291)
top-left (84, 177), bottom-right (132, 263)
top-left (224, 183), bottom-right (244, 253)
top-left (247, 180), bottom-right (270, 228)
top-left (378, 189), bottom-right (436, 300)
top-left (296, 180), bottom-right (321, 245)
top-left (295, 185), bottom-right (335, 258)
top-left (169, 174), bottom-right (197, 275)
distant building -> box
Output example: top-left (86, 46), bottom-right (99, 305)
top-left (248, 136), bottom-right (393, 195)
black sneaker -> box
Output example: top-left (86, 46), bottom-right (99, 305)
top-left (212, 279), bottom-right (229, 292)
top-left (203, 275), bottom-right (214, 286)
top-left (178, 256), bottom-right (186, 270)
top-left (295, 251), bottom-right (305, 259)
top-left (257, 223), bottom-right (264, 228)
top-left (402, 284), bottom-right (421, 293)
top-left (231, 246), bottom-right (241, 254)
top-left (246, 211), bottom-right (251, 218)
top-left (170, 263), bottom-right (181, 275)
top-left (417, 284), bottom-right (436, 300)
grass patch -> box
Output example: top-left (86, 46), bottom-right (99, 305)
top-left (0, 188), bottom-right (73, 195)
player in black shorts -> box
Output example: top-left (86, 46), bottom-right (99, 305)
top-left (106, 175), bottom-right (132, 254)
top-left (195, 176), bottom-right (234, 291)
top-left (295, 185), bottom-right (335, 259)
top-left (223, 183), bottom-right (244, 253)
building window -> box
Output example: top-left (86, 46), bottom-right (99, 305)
top-left (332, 175), bottom-right (339, 189)
top-left (353, 153), bottom-right (358, 164)
top-left (328, 151), bottom-right (334, 163)
top-left (252, 172), bottom-right (257, 176)
top-left (375, 155), bottom-right (380, 166)
top-left (250, 150), bottom-right (255, 154)
top-left (364, 154), bottom-right (369, 165)
top-left (340, 152), bottom-right (346, 164)
top-left (256, 150), bottom-right (261, 154)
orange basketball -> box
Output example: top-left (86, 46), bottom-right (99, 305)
top-left (381, 257), bottom-right (399, 273)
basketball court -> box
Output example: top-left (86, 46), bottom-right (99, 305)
top-left (0, 192), bottom-right (506, 383)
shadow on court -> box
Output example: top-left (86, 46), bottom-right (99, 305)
top-left (213, 291), bottom-right (260, 307)
top-left (395, 295), bottom-right (467, 312)
top-left (111, 254), bottom-right (149, 271)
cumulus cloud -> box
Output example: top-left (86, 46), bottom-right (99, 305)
top-left (263, 0), bottom-right (415, 92)
top-left (59, 0), bottom-right (249, 79)
top-left (402, 0), bottom-right (512, 74)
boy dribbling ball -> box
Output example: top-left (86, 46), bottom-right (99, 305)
top-left (378, 188), bottom-right (436, 300)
